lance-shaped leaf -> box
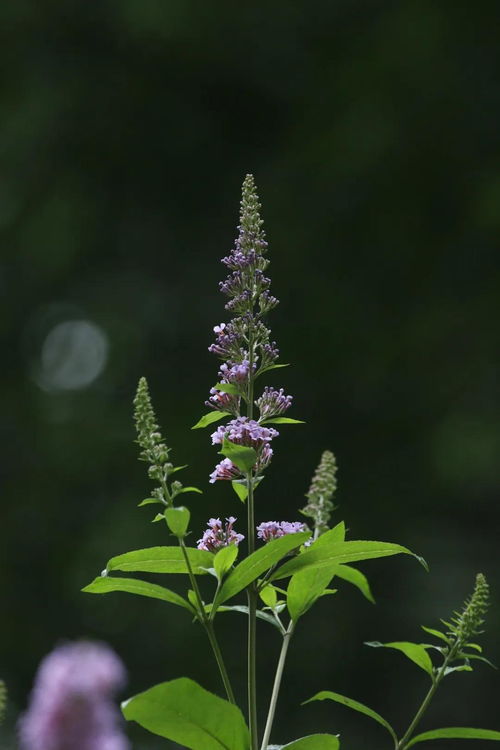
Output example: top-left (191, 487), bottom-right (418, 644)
top-left (215, 532), bottom-right (311, 607)
top-left (279, 734), bottom-right (340, 749)
top-left (105, 546), bottom-right (213, 575)
top-left (304, 691), bottom-right (396, 743)
top-left (270, 540), bottom-right (423, 582)
top-left (219, 438), bottom-right (257, 473)
top-left (192, 411), bottom-right (231, 430)
top-left (365, 641), bottom-right (434, 677)
top-left (334, 564), bottom-right (375, 603)
top-left (82, 576), bottom-right (194, 612)
top-left (287, 565), bottom-right (337, 621)
top-left (122, 677), bottom-right (250, 750)
top-left (260, 417), bottom-right (305, 425)
top-left (406, 727), bottom-right (500, 747)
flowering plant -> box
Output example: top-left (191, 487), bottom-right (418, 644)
top-left (82, 176), bottom-right (499, 750)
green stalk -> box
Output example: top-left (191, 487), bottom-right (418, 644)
top-left (397, 644), bottom-right (459, 750)
top-left (260, 621), bottom-right (295, 750)
top-left (179, 540), bottom-right (236, 704)
top-left (246, 328), bottom-right (259, 750)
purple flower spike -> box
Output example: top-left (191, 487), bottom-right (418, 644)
top-left (197, 516), bottom-right (245, 552)
top-left (18, 640), bottom-right (130, 750)
top-left (257, 520), bottom-right (307, 543)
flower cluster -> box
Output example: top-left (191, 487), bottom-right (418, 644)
top-left (256, 521), bottom-right (307, 543)
top-left (209, 417), bottom-right (279, 482)
top-left (256, 387), bottom-right (293, 420)
top-left (204, 175), bottom-right (291, 483)
top-left (197, 517), bottom-right (244, 552)
top-left (18, 641), bottom-right (129, 750)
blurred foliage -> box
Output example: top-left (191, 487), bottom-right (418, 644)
top-left (1, 1), bottom-right (499, 747)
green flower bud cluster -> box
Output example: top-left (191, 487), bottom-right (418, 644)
top-left (301, 450), bottom-right (338, 537)
top-left (133, 377), bottom-right (174, 506)
top-left (448, 572), bottom-right (490, 644)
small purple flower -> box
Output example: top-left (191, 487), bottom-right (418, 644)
top-left (197, 516), bottom-right (245, 552)
top-left (19, 641), bottom-right (129, 750)
top-left (256, 387), bottom-right (293, 420)
top-left (219, 360), bottom-right (254, 384)
top-left (256, 521), bottom-right (307, 543)
top-left (209, 457), bottom-right (242, 483)
top-left (211, 417), bottom-right (278, 448)
top-left (205, 386), bottom-right (240, 414)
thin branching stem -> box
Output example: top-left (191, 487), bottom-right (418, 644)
top-left (260, 621), bottom-right (295, 750)
top-left (179, 540), bottom-right (236, 704)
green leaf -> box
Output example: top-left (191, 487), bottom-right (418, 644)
top-left (215, 604), bottom-right (283, 631)
top-left (192, 411), bottom-right (231, 430)
top-left (260, 417), bottom-right (305, 425)
top-left (324, 521), bottom-right (346, 543)
top-left (106, 546), bottom-right (213, 575)
top-left (258, 363), bottom-right (290, 375)
top-left (213, 382), bottom-right (240, 395)
top-left (232, 481), bottom-right (248, 502)
top-left (216, 532), bottom-right (311, 607)
top-left (365, 641), bottom-right (434, 677)
top-left (406, 727), bottom-right (500, 747)
top-left (177, 486), bottom-right (203, 495)
top-left (82, 576), bottom-right (193, 612)
top-left (287, 566), bottom-right (337, 621)
top-left (421, 625), bottom-right (450, 644)
top-left (214, 544), bottom-right (239, 580)
top-left (334, 565), bottom-right (375, 603)
top-left (219, 438), bottom-right (257, 473)
top-left (138, 497), bottom-right (163, 506)
top-left (170, 464), bottom-right (188, 474)
top-left (280, 734), bottom-right (340, 749)
top-left (260, 584), bottom-right (278, 608)
top-left (165, 507), bottom-right (190, 538)
top-left (304, 691), bottom-right (396, 743)
top-left (152, 512), bottom-right (165, 523)
top-left (270, 540), bottom-right (422, 582)
top-left (122, 677), bottom-right (250, 750)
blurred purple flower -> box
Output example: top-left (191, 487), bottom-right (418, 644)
top-left (19, 640), bottom-right (129, 750)
top-left (211, 417), bottom-right (278, 448)
top-left (197, 516), bottom-right (245, 552)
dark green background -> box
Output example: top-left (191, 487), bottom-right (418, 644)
top-left (1, 1), bottom-right (499, 747)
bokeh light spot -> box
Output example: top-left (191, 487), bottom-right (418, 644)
top-left (36, 320), bottom-right (108, 392)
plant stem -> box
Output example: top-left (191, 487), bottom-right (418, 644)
top-left (260, 621), bottom-right (295, 750)
top-left (246, 329), bottom-right (259, 750)
top-left (179, 540), bottom-right (236, 704)
top-left (397, 644), bottom-right (459, 750)
top-left (206, 621), bottom-right (237, 705)
top-left (247, 473), bottom-right (258, 750)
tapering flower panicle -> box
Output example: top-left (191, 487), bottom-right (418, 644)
top-left (257, 521), bottom-right (307, 543)
top-left (134, 377), bottom-right (198, 505)
top-left (197, 517), bottom-right (244, 552)
top-left (206, 175), bottom-right (293, 482)
top-left (301, 450), bottom-right (338, 537)
top-left (18, 641), bottom-right (129, 750)
top-left (447, 573), bottom-right (490, 644)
